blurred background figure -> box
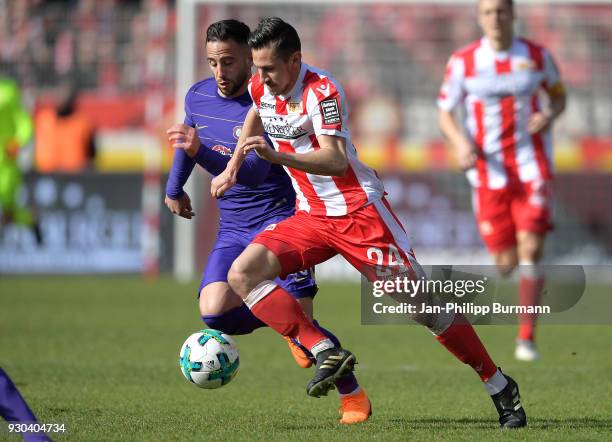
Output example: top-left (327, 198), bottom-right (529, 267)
top-left (35, 80), bottom-right (96, 173)
top-left (437, 0), bottom-right (566, 361)
top-left (0, 75), bottom-right (42, 245)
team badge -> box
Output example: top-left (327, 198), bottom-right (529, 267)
top-left (233, 126), bottom-right (242, 140)
top-left (287, 101), bottom-right (303, 114)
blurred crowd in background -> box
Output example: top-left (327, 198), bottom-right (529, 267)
top-left (0, 0), bottom-right (173, 95)
top-left (1, 0), bottom-right (611, 271)
top-left (1, 0), bottom-right (611, 174)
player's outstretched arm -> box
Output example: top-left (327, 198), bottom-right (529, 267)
top-left (438, 109), bottom-right (477, 171)
top-left (211, 107), bottom-right (264, 198)
top-left (244, 133), bottom-right (348, 176)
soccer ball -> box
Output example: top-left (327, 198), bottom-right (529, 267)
top-left (179, 329), bottom-right (240, 389)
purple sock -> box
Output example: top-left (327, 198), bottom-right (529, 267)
top-left (312, 320), bottom-right (359, 395)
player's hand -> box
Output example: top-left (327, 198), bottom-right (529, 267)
top-left (165, 193), bottom-right (195, 219)
top-left (455, 139), bottom-right (477, 170)
top-left (242, 136), bottom-right (278, 163)
top-left (527, 112), bottom-right (552, 135)
top-left (166, 124), bottom-right (201, 158)
top-left (211, 169), bottom-right (237, 199)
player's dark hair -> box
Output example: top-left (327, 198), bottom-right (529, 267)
top-left (248, 17), bottom-right (301, 60)
top-left (206, 19), bottom-right (250, 46)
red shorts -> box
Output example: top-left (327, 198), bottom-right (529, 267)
top-left (472, 180), bottom-right (553, 253)
top-left (252, 198), bottom-right (418, 282)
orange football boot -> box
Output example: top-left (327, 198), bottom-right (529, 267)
top-left (339, 388), bottom-right (372, 424)
top-left (284, 336), bottom-right (313, 368)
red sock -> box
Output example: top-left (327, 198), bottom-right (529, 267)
top-left (518, 276), bottom-right (545, 341)
top-left (249, 286), bottom-right (328, 349)
top-left (435, 313), bottom-right (497, 381)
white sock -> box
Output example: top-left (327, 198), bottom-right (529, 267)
top-left (519, 260), bottom-right (544, 279)
top-left (310, 338), bottom-right (335, 357)
top-left (484, 369), bottom-right (508, 395)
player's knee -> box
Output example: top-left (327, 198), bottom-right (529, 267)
top-left (519, 243), bottom-right (542, 263)
top-left (198, 291), bottom-right (226, 317)
top-left (497, 264), bottom-right (516, 278)
top-left (198, 283), bottom-right (242, 316)
top-left (494, 251), bottom-right (518, 277)
top-left (227, 262), bottom-right (252, 297)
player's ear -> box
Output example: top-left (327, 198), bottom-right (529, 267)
top-left (290, 51), bottom-right (301, 69)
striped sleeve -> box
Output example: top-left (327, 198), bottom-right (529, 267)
top-left (306, 77), bottom-right (348, 138)
top-left (437, 54), bottom-right (465, 111)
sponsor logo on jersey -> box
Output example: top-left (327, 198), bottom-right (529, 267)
top-left (264, 223), bottom-right (277, 231)
top-left (466, 71), bottom-right (536, 98)
top-left (287, 101), bottom-right (303, 114)
top-left (196, 124), bottom-right (208, 130)
top-left (211, 145), bottom-right (232, 156)
top-left (260, 101), bottom-right (276, 110)
top-left (317, 83), bottom-right (329, 94)
top-left (233, 126), bottom-right (242, 140)
top-left (262, 120), bottom-right (307, 140)
top-left (320, 98), bottom-right (341, 125)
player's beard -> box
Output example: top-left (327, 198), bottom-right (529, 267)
top-left (218, 70), bottom-right (250, 98)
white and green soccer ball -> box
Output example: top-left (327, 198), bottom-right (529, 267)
top-left (179, 329), bottom-right (240, 389)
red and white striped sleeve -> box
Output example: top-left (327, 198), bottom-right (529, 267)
top-left (305, 77), bottom-right (349, 139)
top-left (437, 54), bottom-right (465, 111)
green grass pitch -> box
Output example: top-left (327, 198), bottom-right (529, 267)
top-left (1, 277), bottom-right (611, 441)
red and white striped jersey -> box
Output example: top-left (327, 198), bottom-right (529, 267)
top-left (438, 37), bottom-right (564, 189)
top-left (248, 62), bottom-right (385, 216)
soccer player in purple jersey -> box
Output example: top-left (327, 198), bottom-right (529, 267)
top-left (164, 20), bottom-right (370, 424)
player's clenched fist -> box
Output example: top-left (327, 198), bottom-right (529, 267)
top-left (166, 124), bottom-right (201, 157)
top-left (242, 136), bottom-right (278, 163)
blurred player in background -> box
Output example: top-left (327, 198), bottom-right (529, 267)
top-left (35, 81), bottom-right (96, 173)
top-left (165, 20), bottom-right (370, 424)
top-left (0, 76), bottom-right (42, 245)
top-left (209, 17), bottom-right (526, 428)
top-left (438, 0), bottom-right (566, 361)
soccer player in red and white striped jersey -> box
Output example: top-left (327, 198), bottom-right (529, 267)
top-left (438, 0), bottom-right (566, 361)
top-left (212, 17), bottom-right (526, 428)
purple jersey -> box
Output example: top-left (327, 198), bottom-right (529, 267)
top-left (166, 77), bottom-right (295, 230)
